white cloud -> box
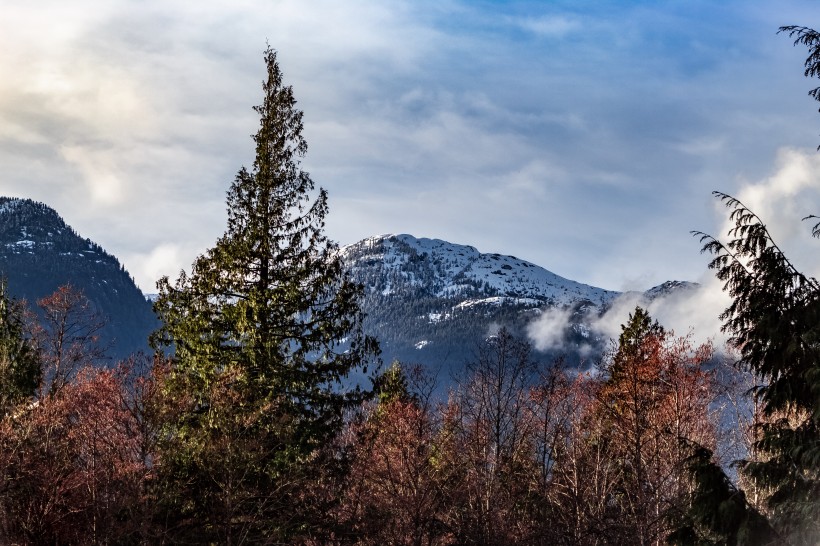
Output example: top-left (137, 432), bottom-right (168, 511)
top-left (527, 307), bottom-right (574, 351)
top-left (2, 1), bottom-right (820, 301)
top-left (60, 145), bottom-right (127, 206)
top-left (122, 242), bottom-right (190, 294)
top-left (593, 277), bottom-right (729, 349)
top-left (515, 15), bottom-right (580, 38)
top-left (527, 147), bottom-right (820, 357)
top-left (723, 147), bottom-right (820, 277)
top-left (527, 275), bottom-right (730, 357)
top-left (643, 276), bottom-right (729, 345)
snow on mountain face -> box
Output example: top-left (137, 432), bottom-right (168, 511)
top-left (0, 198), bottom-right (22, 216)
top-left (340, 234), bottom-right (699, 374)
top-left (0, 197), bottom-right (80, 255)
top-left (642, 280), bottom-right (699, 301)
top-left (341, 234), bottom-right (620, 307)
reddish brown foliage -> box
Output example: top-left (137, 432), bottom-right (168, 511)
top-left (338, 398), bottom-right (448, 546)
top-left (0, 362), bottom-right (155, 544)
top-left (31, 284), bottom-right (107, 398)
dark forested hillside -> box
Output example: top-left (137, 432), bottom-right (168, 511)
top-left (0, 197), bottom-right (156, 359)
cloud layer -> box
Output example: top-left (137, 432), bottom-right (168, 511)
top-left (528, 145), bottom-right (820, 355)
top-left (2, 1), bottom-right (820, 293)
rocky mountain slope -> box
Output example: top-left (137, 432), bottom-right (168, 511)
top-left (344, 234), bottom-right (620, 306)
top-left (342, 234), bottom-right (693, 374)
top-left (0, 197), bottom-right (157, 360)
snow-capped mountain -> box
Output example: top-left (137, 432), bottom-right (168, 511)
top-left (0, 194), bottom-right (695, 374)
top-left (642, 280), bottom-right (699, 301)
top-left (341, 234), bottom-right (694, 374)
top-left (342, 234), bottom-right (619, 307)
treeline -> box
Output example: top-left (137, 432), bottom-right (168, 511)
top-left (336, 318), bottom-right (723, 545)
top-left (0, 287), bottom-right (793, 544)
top-left (0, 286), bottom-right (734, 544)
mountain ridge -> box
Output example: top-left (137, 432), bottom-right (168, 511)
top-left (0, 197), bottom-right (695, 371)
top-left (342, 234), bottom-right (621, 306)
top-left (0, 197), bottom-right (157, 360)
top-left (341, 233), bottom-right (695, 372)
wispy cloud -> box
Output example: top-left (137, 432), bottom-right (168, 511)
top-left (526, 276), bottom-right (730, 361)
top-left (527, 306), bottom-right (575, 352)
top-left (719, 147), bottom-right (820, 277)
top-left (514, 15), bottom-right (580, 38)
top-left (527, 144), bottom-right (820, 356)
top-left (2, 0), bottom-right (820, 294)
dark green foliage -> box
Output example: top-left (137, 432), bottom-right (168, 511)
top-left (373, 360), bottom-right (413, 405)
top-left (616, 305), bottom-right (663, 351)
top-left (669, 443), bottom-right (778, 546)
top-left (675, 27), bottom-right (820, 542)
top-left (0, 197), bottom-right (157, 360)
top-left (0, 279), bottom-right (39, 414)
top-left (151, 47), bottom-right (378, 541)
top-left (779, 25), bottom-right (820, 150)
top-left (689, 192), bottom-right (820, 543)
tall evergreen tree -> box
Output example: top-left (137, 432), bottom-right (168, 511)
top-left (597, 307), bottom-right (716, 545)
top-left (685, 192), bottom-right (820, 544)
top-left (607, 306), bottom-right (664, 384)
top-left (0, 279), bottom-right (39, 416)
top-left (151, 47), bottom-right (378, 542)
top-left (673, 27), bottom-right (820, 544)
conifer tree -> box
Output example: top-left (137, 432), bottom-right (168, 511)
top-left (607, 306), bottom-right (664, 384)
top-left (151, 47), bottom-right (378, 541)
top-left (673, 28), bottom-right (820, 543)
top-left (668, 443), bottom-right (777, 546)
top-left (597, 307), bottom-right (716, 545)
top-left (373, 360), bottom-right (413, 406)
top-left (0, 279), bottom-right (39, 415)
top-left (685, 192), bottom-right (820, 544)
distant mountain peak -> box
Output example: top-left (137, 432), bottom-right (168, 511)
top-left (342, 233), bottom-right (619, 307)
top-left (0, 196), bottom-right (157, 359)
top-left (341, 233), bottom-right (698, 371)
top-left (643, 280), bottom-right (699, 301)
top-left (0, 197), bottom-right (60, 220)
top-left (0, 197), bottom-right (95, 251)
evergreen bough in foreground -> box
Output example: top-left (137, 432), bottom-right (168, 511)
top-left (673, 191), bottom-right (820, 545)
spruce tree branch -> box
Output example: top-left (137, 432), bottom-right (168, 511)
top-left (712, 191), bottom-right (820, 292)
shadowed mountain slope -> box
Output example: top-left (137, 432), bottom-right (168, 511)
top-left (0, 197), bottom-right (157, 360)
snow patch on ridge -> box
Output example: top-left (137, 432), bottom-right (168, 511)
top-left (341, 234), bottom-right (620, 307)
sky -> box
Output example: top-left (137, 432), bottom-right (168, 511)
top-left (4, 0), bottom-right (820, 308)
